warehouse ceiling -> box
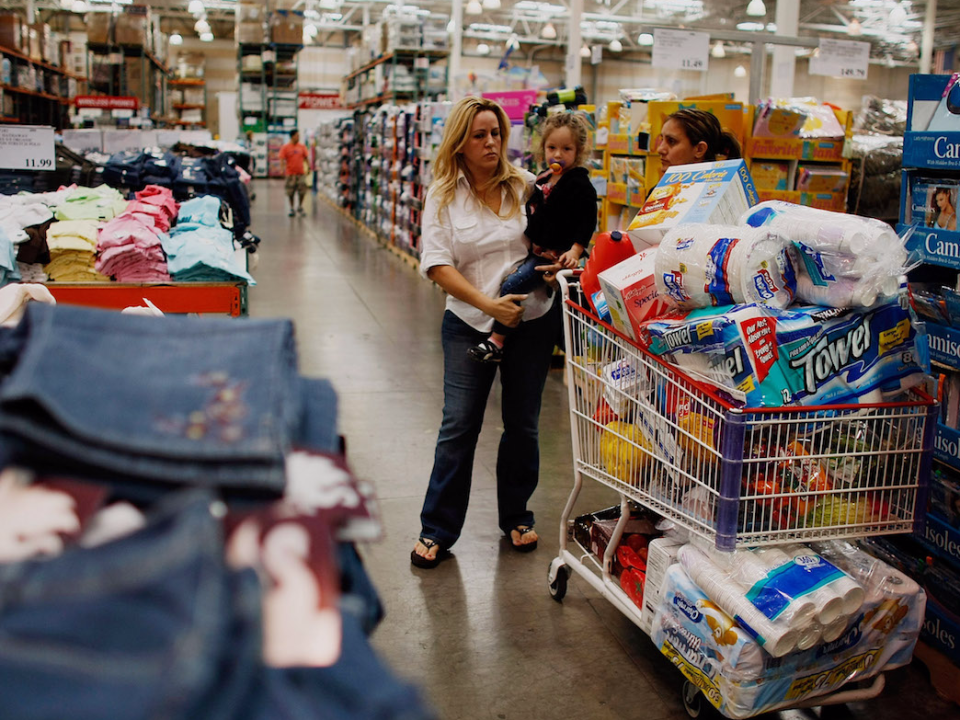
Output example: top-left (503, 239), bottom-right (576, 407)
top-left (7, 0), bottom-right (958, 63)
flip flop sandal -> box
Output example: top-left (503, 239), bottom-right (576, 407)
top-left (509, 525), bottom-right (538, 553)
top-left (410, 537), bottom-right (447, 569)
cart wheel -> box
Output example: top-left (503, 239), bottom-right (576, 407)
top-left (682, 681), bottom-right (718, 719)
top-left (548, 564), bottom-right (570, 602)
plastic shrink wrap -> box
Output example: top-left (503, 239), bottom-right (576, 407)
top-left (653, 546), bottom-right (925, 718)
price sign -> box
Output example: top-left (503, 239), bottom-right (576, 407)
top-left (809, 39), bottom-right (870, 80)
top-left (652, 29), bottom-right (710, 72)
top-left (0, 125), bottom-right (55, 172)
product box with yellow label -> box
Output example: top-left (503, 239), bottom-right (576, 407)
top-left (795, 165), bottom-right (848, 193)
top-left (751, 161), bottom-right (790, 191)
top-left (627, 159), bottom-right (758, 249)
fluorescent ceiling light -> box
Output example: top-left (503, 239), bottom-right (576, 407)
top-left (734, 64), bottom-right (747, 77)
top-left (476, 42), bottom-right (491, 54)
top-left (515, 1), bottom-right (565, 14)
top-left (195, 18), bottom-right (210, 33)
top-left (305, 23), bottom-right (318, 37)
top-left (609, 38), bottom-right (622, 52)
top-left (638, 32), bottom-right (654, 45)
top-left (541, 22), bottom-right (557, 39)
top-left (72, 0), bottom-right (87, 11)
top-left (321, 12), bottom-right (341, 21)
top-left (188, 0), bottom-right (203, 14)
top-left (736, 21), bottom-right (765, 30)
top-left (468, 23), bottom-right (512, 33)
top-left (318, 0), bottom-right (339, 8)
top-left (746, 0), bottom-right (766, 16)
top-left (711, 41), bottom-right (725, 57)
top-left (482, 0), bottom-right (501, 8)
top-left (466, 0), bottom-right (483, 14)
top-left (580, 44), bottom-right (590, 57)
top-left (889, 2), bottom-right (907, 25)
top-left (170, 33), bottom-right (183, 45)
top-left (200, 31), bottom-right (214, 41)
top-left (847, 18), bottom-right (862, 35)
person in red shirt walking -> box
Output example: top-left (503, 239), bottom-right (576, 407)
top-left (279, 129), bottom-right (309, 217)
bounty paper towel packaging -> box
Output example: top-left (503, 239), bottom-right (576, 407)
top-left (627, 159), bottom-right (759, 249)
top-left (655, 225), bottom-right (798, 310)
top-left (641, 301), bottom-right (926, 407)
top-left (597, 247), bottom-right (674, 341)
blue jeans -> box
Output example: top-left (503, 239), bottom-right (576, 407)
top-left (0, 303), bottom-right (301, 494)
top-left (492, 252), bottom-right (552, 336)
top-left (420, 303), bottom-right (560, 548)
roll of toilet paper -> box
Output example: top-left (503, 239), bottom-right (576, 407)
top-left (655, 225), bottom-right (796, 310)
top-left (733, 549), bottom-right (817, 629)
top-left (795, 621), bottom-right (824, 651)
top-left (678, 544), bottom-right (799, 658)
top-left (822, 615), bottom-right (850, 643)
top-left (784, 545), bottom-right (862, 621)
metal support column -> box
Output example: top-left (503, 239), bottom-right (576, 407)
top-left (920, 0), bottom-right (937, 73)
top-left (771, 0), bottom-right (800, 98)
top-left (449, 0), bottom-right (463, 98)
top-left (565, 0), bottom-right (583, 89)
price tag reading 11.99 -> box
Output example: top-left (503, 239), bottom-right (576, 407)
top-left (0, 125), bottom-right (56, 172)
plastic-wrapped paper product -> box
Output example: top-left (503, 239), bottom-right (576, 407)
top-left (652, 551), bottom-right (926, 718)
top-left (640, 301), bottom-right (925, 407)
top-left (785, 544), bottom-right (865, 617)
top-left (678, 545), bottom-right (800, 657)
top-left (654, 225), bottom-right (798, 310)
top-left (740, 200), bottom-right (907, 308)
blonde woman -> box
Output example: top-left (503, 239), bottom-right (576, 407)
top-left (411, 97), bottom-right (562, 569)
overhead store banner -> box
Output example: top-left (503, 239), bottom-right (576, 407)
top-left (0, 125), bottom-right (55, 171)
top-left (298, 92), bottom-right (342, 110)
top-left (482, 89), bottom-right (539, 122)
top-left (652, 29), bottom-right (710, 72)
top-left (809, 39), bottom-right (870, 80)
top-left (74, 96), bottom-right (140, 110)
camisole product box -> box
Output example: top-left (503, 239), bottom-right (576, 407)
top-left (626, 159), bottom-right (759, 250)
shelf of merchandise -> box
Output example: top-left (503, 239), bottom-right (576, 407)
top-left (597, 129), bottom-right (655, 233)
top-left (0, 43), bottom-right (85, 128)
top-left (743, 109), bottom-right (854, 213)
top-left (85, 43), bottom-right (170, 121)
top-left (169, 78), bottom-right (207, 128)
top-left (894, 74), bottom-right (960, 701)
top-left (45, 282), bottom-right (248, 317)
top-left (342, 48), bottom-right (448, 110)
top-left (237, 42), bottom-right (301, 139)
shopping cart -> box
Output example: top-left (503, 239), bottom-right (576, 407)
top-left (547, 270), bottom-right (938, 718)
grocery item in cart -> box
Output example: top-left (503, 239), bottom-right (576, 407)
top-left (600, 421), bottom-right (653, 485)
top-left (597, 247), bottom-right (674, 341)
top-left (740, 200), bottom-right (908, 309)
top-left (652, 546), bottom-right (925, 718)
top-left (654, 224), bottom-right (798, 310)
top-left (641, 301), bottom-right (925, 407)
top-left (626, 159), bottom-right (759, 249)
top-left (580, 229), bottom-right (637, 321)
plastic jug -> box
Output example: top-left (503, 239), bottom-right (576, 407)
top-left (580, 230), bottom-right (636, 320)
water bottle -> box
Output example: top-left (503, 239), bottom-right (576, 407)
top-left (580, 230), bottom-right (636, 320)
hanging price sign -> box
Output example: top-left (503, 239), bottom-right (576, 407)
top-left (0, 125), bottom-right (55, 171)
top-left (809, 39), bottom-right (870, 80)
top-left (652, 29), bottom-right (710, 72)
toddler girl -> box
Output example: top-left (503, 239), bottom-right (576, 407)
top-left (468, 112), bottom-right (598, 363)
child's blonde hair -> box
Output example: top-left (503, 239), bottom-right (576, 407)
top-left (535, 112), bottom-right (592, 169)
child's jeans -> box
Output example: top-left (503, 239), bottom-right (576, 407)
top-left (492, 252), bottom-right (552, 336)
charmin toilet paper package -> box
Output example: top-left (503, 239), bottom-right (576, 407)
top-left (651, 550), bottom-right (925, 719)
top-left (627, 159), bottom-right (759, 249)
top-left (640, 301), bottom-right (925, 407)
top-left (740, 201), bottom-right (908, 308)
top-left (655, 224), bottom-right (798, 310)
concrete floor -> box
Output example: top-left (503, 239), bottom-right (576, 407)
top-left (248, 180), bottom-right (960, 720)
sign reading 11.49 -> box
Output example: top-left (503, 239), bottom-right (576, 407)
top-left (0, 125), bottom-right (55, 172)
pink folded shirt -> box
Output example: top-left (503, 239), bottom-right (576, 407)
top-left (98, 215), bottom-right (163, 251)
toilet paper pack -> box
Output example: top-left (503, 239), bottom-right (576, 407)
top-left (640, 301), bottom-right (926, 407)
top-left (627, 159), bottom-right (759, 249)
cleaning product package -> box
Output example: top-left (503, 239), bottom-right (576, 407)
top-left (654, 224), bottom-right (798, 310)
top-left (652, 547), bottom-right (925, 719)
top-left (640, 301), bottom-right (926, 407)
top-left (626, 159), bottom-right (759, 249)
top-left (740, 200), bottom-right (909, 308)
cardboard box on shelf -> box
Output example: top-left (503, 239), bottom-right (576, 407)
top-left (269, 10), bottom-right (302, 45)
top-left (237, 22), bottom-right (265, 45)
top-left (115, 6), bottom-right (150, 47)
top-left (0, 13), bottom-right (23, 51)
top-left (86, 13), bottom-right (113, 45)
top-left (124, 56), bottom-right (144, 99)
top-left (751, 160), bottom-right (790, 191)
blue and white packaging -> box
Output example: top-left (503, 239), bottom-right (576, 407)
top-left (641, 301), bottom-right (926, 407)
top-left (627, 159), bottom-right (759, 249)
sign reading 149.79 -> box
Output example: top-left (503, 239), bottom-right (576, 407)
top-left (0, 125), bottom-right (55, 172)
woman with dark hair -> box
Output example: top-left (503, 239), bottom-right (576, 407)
top-left (930, 187), bottom-right (957, 231)
top-left (655, 108), bottom-right (742, 173)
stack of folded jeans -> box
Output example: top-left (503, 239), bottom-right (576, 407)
top-left (43, 221), bottom-right (110, 283)
top-left (95, 214), bottom-right (171, 283)
top-left (162, 197), bottom-right (255, 285)
top-left (0, 304), bottom-right (434, 719)
top-left (54, 185), bottom-right (128, 222)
